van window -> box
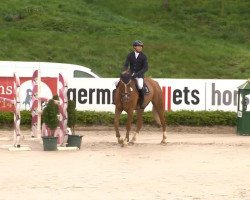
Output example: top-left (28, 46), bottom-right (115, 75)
top-left (73, 70), bottom-right (95, 78)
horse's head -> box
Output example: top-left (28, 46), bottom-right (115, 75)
top-left (120, 70), bottom-right (132, 84)
top-left (118, 71), bottom-right (136, 103)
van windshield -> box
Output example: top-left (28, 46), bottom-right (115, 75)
top-left (73, 70), bottom-right (95, 78)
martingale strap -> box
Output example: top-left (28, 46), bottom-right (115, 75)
top-left (120, 79), bottom-right (131, 94)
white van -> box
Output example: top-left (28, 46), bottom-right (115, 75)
top-left (0, 61), bottom-right (101, 111)
top-left (0, 61), bottom-right (100, 79)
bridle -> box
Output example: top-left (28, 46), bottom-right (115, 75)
top-left (120, 79), bottom-right (133, 102)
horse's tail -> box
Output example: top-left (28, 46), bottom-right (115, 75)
top-left (152, 81), bottom-right (166, 127)
top-left (152, 105), bottom-right (162, 127)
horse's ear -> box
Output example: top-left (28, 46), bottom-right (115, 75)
top-left (121, 70), bottom-right (128, 75)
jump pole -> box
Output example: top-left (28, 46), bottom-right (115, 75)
top-left (13, 72), bottom-right (21, 147)
top-left (0, 73), bottom-right (21, 148)
top-left (31, 69), bottom-right (42, 138)
top-left (37, 68), bottom-right (42, 138)
top-left (58, 73), bottom-right (68, 145)
top-left (0, 73), bottom-right (30, 150)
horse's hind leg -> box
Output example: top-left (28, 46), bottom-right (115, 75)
top-left (114, 108), bottom-right (123, 144)
top-left (153, 104), bottom-right (167, 144)
top-left (158, 108), bottom-right (167, 144)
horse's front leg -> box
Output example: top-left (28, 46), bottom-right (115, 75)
top-left (130, 109), bottom-right (143, 144)
top-left (123, 110), bottom-right (133, 146)
top-left (114, 108), bottom-right (123, 144)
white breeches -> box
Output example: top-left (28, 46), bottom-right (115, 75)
top-left (136, 78), bottom-right (143, 89)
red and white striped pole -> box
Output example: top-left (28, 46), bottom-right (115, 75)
top-left (31, 70), bottom-right (38, 137)
top-left (58, 73), bottom-right (68, 145)
top-left (13, 72), bottom-right (21, 147)
top-left (31, 69), bottom-right (42, 138)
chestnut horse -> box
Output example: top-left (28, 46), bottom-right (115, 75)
top-left (114, 71), bottom-right (167, 146)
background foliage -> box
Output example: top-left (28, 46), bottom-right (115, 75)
top-left (0, 0), bottom-right (249, 78)
top-left (0, 110), bottom-right (237, 129)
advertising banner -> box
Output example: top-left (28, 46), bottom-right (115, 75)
top-left (0, 77), bottom-right (57, 111)
top-left (67, 78), bottom-right (245, 112)
top-left (0, 77), bottom-right (246, 112)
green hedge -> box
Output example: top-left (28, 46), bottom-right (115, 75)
top-left (0, 110), bottom-right (237, 128)
top-left (166, 110), bottom-right (236, 126)
top-left (0, 110), bottom-right (32, 128)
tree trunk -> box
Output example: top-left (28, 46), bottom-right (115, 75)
top-left (163, 0), bottom-right (169, 9)
top-left (220, 0), bottom-right (224, 17)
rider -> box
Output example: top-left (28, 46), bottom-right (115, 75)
top-left (123, 40), bottom-right (148, 108)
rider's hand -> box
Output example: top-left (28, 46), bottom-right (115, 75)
top-left (131, 73), bottom-right (136, 78)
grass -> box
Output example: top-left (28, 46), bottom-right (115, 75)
top-left (0, 0), bottom-right (249, 78)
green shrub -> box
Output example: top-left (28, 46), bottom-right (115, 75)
top-left (75, 110), bottom-right (237, 126)
top-left (42, 99), bottom-right (59, 136)
top-left (166, 110), bottom-right (237, 126)
top-left (67, 100), bottom-right (77, 133)
top-left (0, 110), bottom-right (237, 129)
top-left (20, 110), bottom-right (32, 126)
top-left (0, 112), bottom-right (13, 127)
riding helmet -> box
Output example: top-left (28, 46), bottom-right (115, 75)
top-left (132, 40), bottom-right (144, 47)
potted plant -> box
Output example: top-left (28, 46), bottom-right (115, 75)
top-left (41, 96), bottom-right (60, 151)
top-left (66, 100), bottom-right (83, 149)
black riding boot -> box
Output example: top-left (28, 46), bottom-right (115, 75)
top-left (138, 88), bottom-right (145, 109)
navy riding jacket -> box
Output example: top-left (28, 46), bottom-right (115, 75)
top-left (123, 51), bottom-right (148, 78)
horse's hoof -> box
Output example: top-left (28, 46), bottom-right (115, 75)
top-left (129, 138), bottom-right (136, 145)
top-left (160, 140), bottom-right (167, 145)
top-left (121, 143), bottom-right (126, 147)
top-left (117, 138), bottom-right (123, 144)
top-left (121, 140), bottom-right (128, 147)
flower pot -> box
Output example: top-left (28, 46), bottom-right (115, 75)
top-left (66, 135), bottom-right (83, 149)
top-left (42, 136), bottom-right (58, 151)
